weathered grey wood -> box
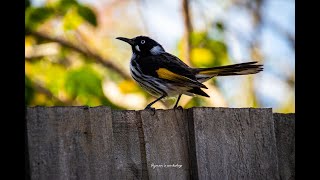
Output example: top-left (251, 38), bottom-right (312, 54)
top-left (86, 106), bottom-right (115, 179)
top-left (26, 107), bottom-right (295, 180)
top-left (26, 106), bottom-right (115, 180)
top-left (192, 108), bottom-right (280, 180)
top-left (111, 110), bottom-right (143, 179)
top-left (274, 113), bottom-right (295, 180)
top-left (140, 109), bottom-right (190, 180)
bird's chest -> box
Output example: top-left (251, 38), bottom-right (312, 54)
top-left (129, 54), bottom-right (149, 78)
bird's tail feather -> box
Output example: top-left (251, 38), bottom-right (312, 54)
top-left (194, 61), bottom-right (263, 82)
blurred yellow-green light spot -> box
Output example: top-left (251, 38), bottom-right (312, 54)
top-left (191, 48), bottom-right (215, 67)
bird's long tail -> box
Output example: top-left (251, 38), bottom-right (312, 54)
top-left (194, 61), bottom-right (263, 82)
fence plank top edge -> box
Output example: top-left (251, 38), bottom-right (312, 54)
top-left (25, 106), bottom-right (296, 116)
top-left (24, 106), bottom-right (297, 115)
top-left (26, 106), bottom-right (274, 110)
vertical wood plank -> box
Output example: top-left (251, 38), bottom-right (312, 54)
top-left (192, 107), bottom-right (279, 180)
top-left (111, 110), bottom-right (143, 179)
top-left (274, 113), bottom-right (295, 180)
top-left (87, 106), bottom-right (114, 179)
top-left (26, 106), bottom-right (114, 180)
top-left (140, 109), bottom-right (190, 180)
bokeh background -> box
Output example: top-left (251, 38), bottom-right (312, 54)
top-left (25, 0), bottom-right (295, 112)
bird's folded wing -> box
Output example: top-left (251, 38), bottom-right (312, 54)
top-left (138, 53), bottom-right (207, 89)
top-left (155, 68), bottom-right (207, 88)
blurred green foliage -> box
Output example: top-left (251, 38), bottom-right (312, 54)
top-left (26, 7), bottom-right (55, 29)
top-left (25, 0), bottom-right (97, 30)
top-left (189, 31), bottom-right (229, 67)
top-left (25, 0), bottom-right (112, 108)
top-left (77, 5), bottom-right (97, 26)
top-left (65, 66), bottom-right (117, 107)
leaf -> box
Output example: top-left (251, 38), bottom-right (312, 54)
top-left (59, 0), bottom-right (78, 6)
top-left (56, 0), bottom-right (79, 13)
top-left (25, 7), bottom-right (54, 29)
top-left (62, 7), bottom-right (84, 31)
top-left (77, 5), bottom-right (97, 27)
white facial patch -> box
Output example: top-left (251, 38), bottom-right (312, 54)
top-left (135, 45), bottom-right (140, 52)
top-left (150, 45), bottom-right (165, 55)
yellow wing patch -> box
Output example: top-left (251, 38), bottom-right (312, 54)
top-left (156, 68), bottom-right (191, 82)
top-left (156, 68), bottom-right (207, 89)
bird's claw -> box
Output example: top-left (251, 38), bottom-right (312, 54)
top-left (173, 105), bottom-right (183, 111)
top-left (144, 106), bottom-right (156, 115)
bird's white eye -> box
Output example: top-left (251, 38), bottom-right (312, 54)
top-left (141, 40), bottom-right (145, 44)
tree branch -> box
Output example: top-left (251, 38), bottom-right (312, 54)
top-left (182, 0), bottom-right (192, 66)
top-left (28, 30), bottom-right (131, 80)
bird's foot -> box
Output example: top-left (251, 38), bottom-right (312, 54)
top-left (144, 106), bottom-right (156, 115)
top-left (173, 105), bottom-right (183, 111)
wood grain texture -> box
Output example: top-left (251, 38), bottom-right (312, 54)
top-left (140, 109), bottom-right (190, 180)
top-left (26, 106), bottom-right (114, 180)
top-left (274, 113), bottom-right (295, 180)
top-left (26, 107), bottom-right (295, 180)
top-left (192, 108), bottom-right (280, 180)
top-left (111, 110), bottom-right (143, 179)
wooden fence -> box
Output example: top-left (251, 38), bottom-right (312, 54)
top-left (25, 107), bottom-right (295, 180)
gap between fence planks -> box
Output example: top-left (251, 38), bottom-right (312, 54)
top-left (26, 106), bottom-right (295, 180)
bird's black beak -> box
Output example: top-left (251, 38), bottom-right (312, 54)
top-left (116, 37), bottom-right (134, 45)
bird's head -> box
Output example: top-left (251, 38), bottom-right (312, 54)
top-left (116, 36), bottom-right (165, 56)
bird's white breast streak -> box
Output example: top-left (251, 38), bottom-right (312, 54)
top-left (130, 53), bottom-right (140, 76)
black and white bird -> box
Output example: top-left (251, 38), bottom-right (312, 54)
top-left (116, 36), bottom-right (263, 110)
